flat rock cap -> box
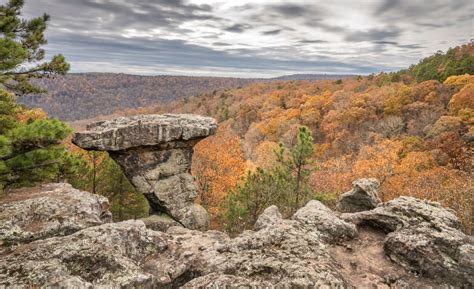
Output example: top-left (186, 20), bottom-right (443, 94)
top-left (72, 114), bottom-right (218, 151)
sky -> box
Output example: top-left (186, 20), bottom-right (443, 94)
top-left (18, 0), bottom-right (474, 77)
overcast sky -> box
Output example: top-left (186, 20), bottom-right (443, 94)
top-left (19, 0), bottom-right (474, 77)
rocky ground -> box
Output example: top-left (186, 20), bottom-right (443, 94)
top-left (0, 180), bottom-right (472, 288)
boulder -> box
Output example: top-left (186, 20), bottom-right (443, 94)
top-left (73, 114), bottom-right (218, 230)
top-left (292, 200), bottom-right (357, 242)
top-left (0, 220), bottom-right (169, 288)
top-left (141, 214), bottom-right (181, 231)
top-left (1, 183), bottom-right (471, 288)
top-left (0, 183), bottom-right (111, 245)
top-left (336, 178), bottom-right (381, 213)
top-left (342, 196), bottom-right (474, 287)
top-left (254, 205), bottom-right (282, 230)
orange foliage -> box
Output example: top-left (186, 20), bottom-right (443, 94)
top-left (192, 129), bottom-right (246, 223)
top-left (116, 71), bottom-right (473, 232)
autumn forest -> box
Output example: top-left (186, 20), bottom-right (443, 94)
top-left (12, 43), bottom-right (472, 233)
top-left (0, 0), bottom-right (472, 236)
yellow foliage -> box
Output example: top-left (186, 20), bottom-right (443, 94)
top-left (449, 83), bottom-right (474, 114)
top-left (192, 131), bottom-right (246, 223)
top-left (16, 108), bottom-right (48, 123)
top-left (443, 74), bottom-right (474, 87)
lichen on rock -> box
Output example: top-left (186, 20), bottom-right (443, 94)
top-left (73, 114), bottom-right (218, 230)
top-left (0, 183), bottom-right (111, 245)
top-left (0, 182), bottom-right (472, 288)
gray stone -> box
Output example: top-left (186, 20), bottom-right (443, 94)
top-left (72, 114), bottom-right (218, 151)
top-left (2, 183), bottom-right (471, 288)
top-left (254, 205), bottom-right (282, 230)
top-left (292, 200), bottom-right (357, 242)
top-left (0, 220), bottom-right (169, 288)
top-left (0, 183), bottom-right (111, 246)
top-left (336, 178), bottom-right (381, 213)
top-left (141, 214), bottom-right (181, 231)
top-left (73, 114), bottom-right (218, 230)
top-left (342, 196), bottom-right (474, 287)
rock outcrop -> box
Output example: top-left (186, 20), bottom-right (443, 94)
top-left (336, 178), bottom-right (381, 213)
top-left (73, 114), bottom-right (217, 230)
top-left (341, 196), bottom-right (474, 286)
top-left (0, 183), bottom-right (111, 245)
top-left (1, 182), bottom-right (472, 288)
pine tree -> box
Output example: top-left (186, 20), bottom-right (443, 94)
top-left (223, 126), bottom-right (318, 233)
top-left (0, 0), bottom-right (71, 192)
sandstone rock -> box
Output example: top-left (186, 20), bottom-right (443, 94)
top-left (342, 196), bottom-right (474, 287)
top-left (72, 114), bottom-right (218, 151)
top-left (73, 114), bottom-right (218, 230)
top-left (341, 196), bottom-right (461, 232)
top-left (0, 220), bottom-right (169, 288)
top-left (1, 183), bottom-right (470, 288)
top-left (141, 214), bottom-right (180, 231)
top-left (292, 200), bottom-right (357, 242)
top-left (336, 178), bottom-right (381, 213)
top-left (0, 183), bottom-right (111, 245)
top-left (254, 205), bottom-right (282, 230)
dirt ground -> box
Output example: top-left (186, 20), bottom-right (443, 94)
top-left (329, 226), bottom-right (445, 289)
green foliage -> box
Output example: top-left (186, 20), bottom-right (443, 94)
top-left (409, 44), bottom-right (474, 82)
top-left (95, 155), bottom-right (148, 221)
top-left (0, 0), bottom-right (72, 193)
top-left (0, 0), bottom-right (69, 94)
top-left (66, 152), bottom-right (149, 221)
top-left (222, 126), bottom-right (319, 234)
top-left (0, 89), bottom-right (75, 191)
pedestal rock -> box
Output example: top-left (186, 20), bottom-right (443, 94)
top-left (73, 114), bottom-right (217, 230)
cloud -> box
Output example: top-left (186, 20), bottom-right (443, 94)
top-left (213, 42), bottom-right (232, 46)
top-left (268, 3), bottom-right (308, 17)
top-left (224, 24), bottom-right (252, 33)
top-left (261, 29), bottom-right (282, 35)
top-left (345, 27), bottom-right (402, 42)
top-left (299, 40), bottom-right (328, 44)
top-left (19, 0), bottom-right (472, 77)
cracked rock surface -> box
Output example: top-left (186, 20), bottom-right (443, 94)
top-left (1, 181), bottom-right (472, 288)
top-left (0, 183), bottom-right (111, 246)
top-left (73, 114), bottom-right (217, 230)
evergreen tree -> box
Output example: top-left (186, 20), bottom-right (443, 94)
top-left (95, 154), bottom-right (148, 221)
top-left (0, 0), bottom-right (71, 192)
top-left (275, 126), bottom-right (315, 210)
top-left (223, 126), bottom-right (319, 234)
top-left (0, 0), bottom-right (69, 94)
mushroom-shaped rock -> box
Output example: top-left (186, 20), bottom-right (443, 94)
top-left (336, 178), bottom-right (381, 213)
top-left (73, 114), bottom-right (218, 230)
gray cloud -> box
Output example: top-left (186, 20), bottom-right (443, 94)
top-left (299, 40), bottom-right (328, 44)
top-left (269, 4), bottom-right (308, 17)
top-left (345, 27), bottom-right (402, 42)
top-left (224, 24), bottom-right (252, 33)
top-left (19, 0), bottom-right (472, 77)
top-left (261, 29), bottom-right (282, 35)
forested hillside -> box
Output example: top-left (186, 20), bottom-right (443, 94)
top-left (18, 73), bottom-right (354, 122)
top-left (17, 74), bottom-right (258, 121)
top-left (108, 43), bottom-right (473, 231)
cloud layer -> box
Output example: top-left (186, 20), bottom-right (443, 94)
top-left (21, 0), bottom-right (473, 77)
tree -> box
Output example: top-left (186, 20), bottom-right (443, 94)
top-left (0, 0), bottom-right (69, 94)
top-left (192, 131), bottom-right (246, 222)
top-left (222, 126), bottom-right (317, 233)
top-left (0, 0), bottom-right (71, 192)
top-left (275, 126), bottom-right (315, 210)
top-left (95, 155), bottom-right (148, 221)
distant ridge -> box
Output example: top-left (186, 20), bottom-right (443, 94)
top-left (18, 73), bottom-right (258, 121)
top-left (271, 74), bottom-right (356, 81)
